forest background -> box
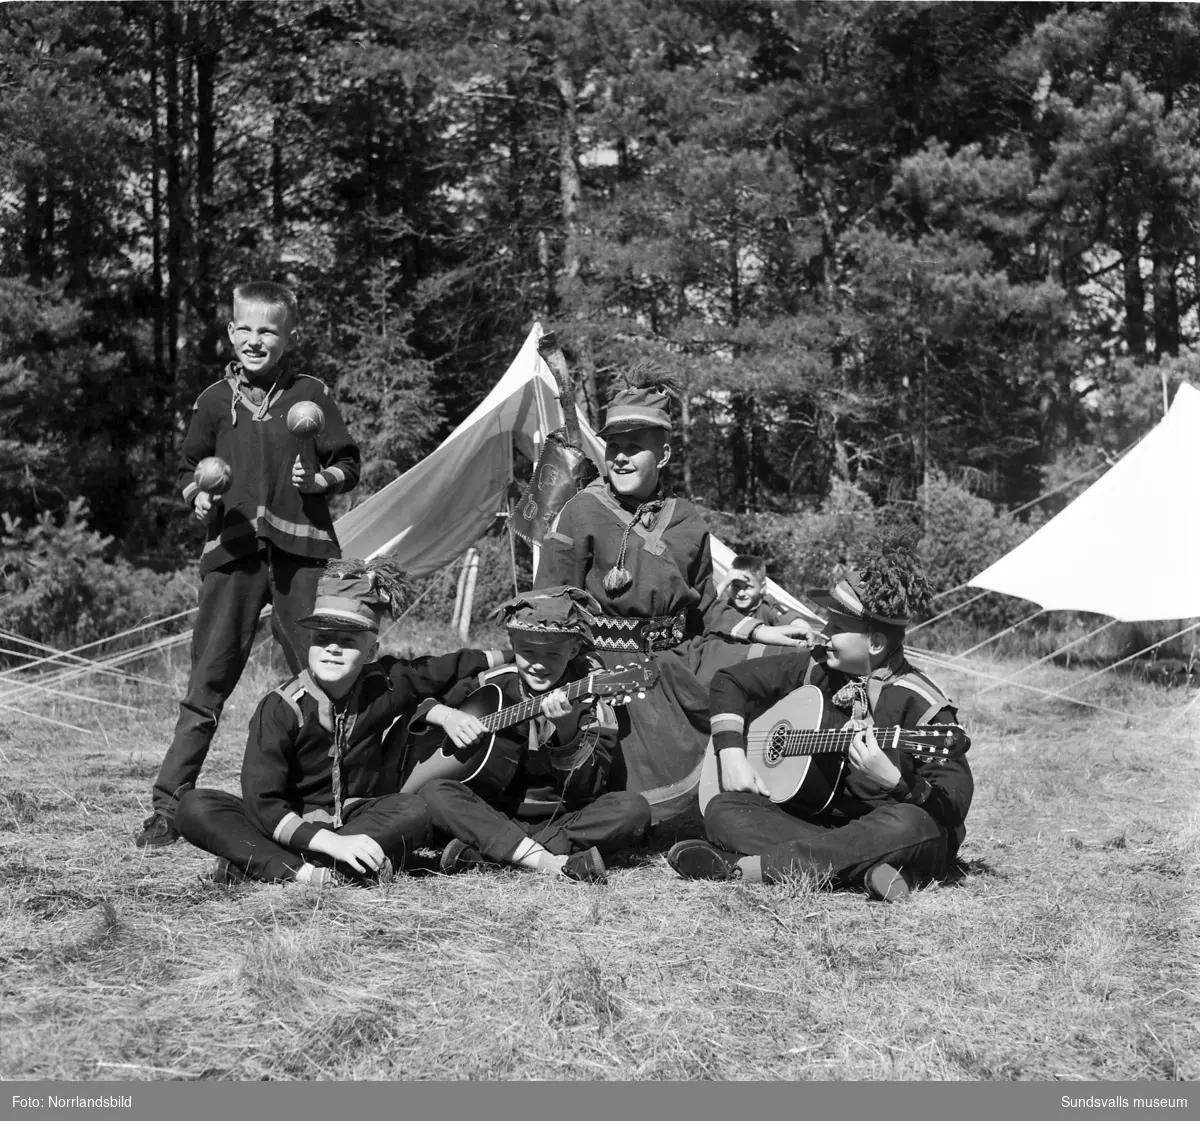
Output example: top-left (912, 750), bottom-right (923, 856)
top-left (2, 0), bottom-right (1198, 661)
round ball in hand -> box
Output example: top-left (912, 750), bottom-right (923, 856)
top-left (287, 401), bottom-right (325, 438)
top-left (193, 456), bottom-right (233, 496)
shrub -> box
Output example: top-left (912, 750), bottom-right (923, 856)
top-left (917, 473), bottom-right (1037, 629)
top-left (0, 498), bottom-right (196, 660)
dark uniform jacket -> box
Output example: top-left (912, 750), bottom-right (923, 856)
top-left (414, 656), bottom-right (621, 816)
top-left (709, 647), bottom-right (973, 832)
top-left (241, 649), bottom-right (501, 851)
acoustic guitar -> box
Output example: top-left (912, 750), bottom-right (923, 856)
top-left (697, 684), bottom-right (970, 814)
top-left (398, 662), bottom-right (659, 796)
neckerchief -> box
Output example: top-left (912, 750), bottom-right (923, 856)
top-left (224, 362), bottom-right (289, 426)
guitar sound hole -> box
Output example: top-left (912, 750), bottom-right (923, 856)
top-left (765, 723), bottom-right (789, 767)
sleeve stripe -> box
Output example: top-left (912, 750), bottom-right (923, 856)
top-left (895, 678), bottom-right (945, 709)
top-left (710, 713), bottom-right (745, 736)
top-left (182, 481), bottom-right (200, 506)
top-left (730, 617), bottom-right (758, 639)
top-left (485, 649), bottom-right (505, 668)
top-left (274, 811), bottom-right (303, 846)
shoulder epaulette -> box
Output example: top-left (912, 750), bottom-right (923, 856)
top-left (889, 669), bottom-right (953, 725)
top-left (478, 664), bottom-right (518, 686)
top-left (272, 676), bottom-right (308, 724)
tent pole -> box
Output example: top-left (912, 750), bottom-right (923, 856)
top-left (450, 553), bottom-right (470, 634)
top-left (974, 617), bottom-right (1121, 697)
top-left (458, 548), bottom-right (481, 644)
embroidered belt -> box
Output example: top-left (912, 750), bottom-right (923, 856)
top-left (592, 611), bottom-right (688, 654)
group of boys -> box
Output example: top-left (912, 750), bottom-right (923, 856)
top-left (136, 281), bottom-right (973, 905)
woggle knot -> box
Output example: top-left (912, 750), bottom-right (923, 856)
top-left (604, 500), bottom-right (664, 596)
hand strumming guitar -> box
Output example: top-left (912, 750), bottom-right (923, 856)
top-left (717, 748), bottom-right (771, 798)
top-left (426, 704), bottom-right (488, 749)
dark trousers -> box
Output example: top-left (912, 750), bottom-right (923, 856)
top-left (153, 548), bottom-right (324, 814)
top-left (704, 791), bottom-right (961, 887)
top-left (176, 788), bottom-right (431, 882)
top-left (420, 778), bottom-right (651, 865)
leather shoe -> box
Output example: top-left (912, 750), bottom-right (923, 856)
top-left (667, 839), bottom-right (742, 881)
top-left (562, 846), bottom-right (607, 884)
top-left (864, 862), bottom-right (915, 902)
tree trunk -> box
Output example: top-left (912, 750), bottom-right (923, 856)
top-left (23, 179), bottom-right (42, 285)
top-left (553, 56), bottom-right (580, 302)
top-left (149, 6), bottom-right (166, 464)
top-left (165, 0), bottom-right (184, 401)
top-left (1121, 212), bottom-right (1146, 360)
top-left (194, 5), bottom-right (219, 364)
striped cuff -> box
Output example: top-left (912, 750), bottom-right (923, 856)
top-left (710, 713), bottom-right (745, 736)
top-left (485, 649), bottom-right (508, 668)
top-left (182, 481), bottom-right (200, 507)
top-left (273, 811), bottom-right (304, 846)
top-left (729, 616), bottom-right (759, 641)
top-left (711, 712), bottom-right (745, 755)
top-left (317, 465), bottom-right (345, 493)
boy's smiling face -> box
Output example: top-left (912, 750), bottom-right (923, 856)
top-left (227, 299), bottom-right (293, 378)
top-left (728, 569), bottom-right (766, 611)
top-left (604, 427), bottom-right (669, 500)
top-left (307, 627), bottom-right (379, 698)
top-left (511, 632), bottom-right (582, 693)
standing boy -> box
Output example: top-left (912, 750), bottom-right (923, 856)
top-left (667, 538), bottom-right (973, 902)
top-left (175, 559), bottom-right (509, 885)
top-left (138, 281), bottom-right (361, 849)
top-left (534, 366), bottom-right (810, 824)
top-left (417, 586), bottom-right (652, 884)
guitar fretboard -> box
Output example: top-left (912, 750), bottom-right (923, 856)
top-left (745, 727), bottom-right (955, 758)
top-left (480, 676), bottom-right (600, 732)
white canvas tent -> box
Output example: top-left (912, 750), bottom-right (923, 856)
top-left (969, 382), bottom-right (1200, 622)
top-left (334, 323), bottom-right (823, 626)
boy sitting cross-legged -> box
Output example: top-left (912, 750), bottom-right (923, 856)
top-left (175, 559), bottom-right (509, 886)
top-left (667, 537), bottom-right (973, 903)
top-left (417, 586), bottom-right (652, 885)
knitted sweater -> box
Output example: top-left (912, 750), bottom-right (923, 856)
top-left (178, 363), bottom-right (361, 575)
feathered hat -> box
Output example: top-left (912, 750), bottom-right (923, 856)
top-left (597, 361), bottom-right (679, 437)
top-left (807, 533), bottom-right (933, 629)
top-left (492, 585), bottom-right (601, 645)
top-left (299, 558), bottom-right (414, 632)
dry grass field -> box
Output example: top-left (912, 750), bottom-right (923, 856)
top-left (0, 622), bottom-right (1196, 1081)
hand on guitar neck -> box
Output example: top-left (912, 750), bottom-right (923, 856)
top-left (425, 686), bottom-right (576, 748)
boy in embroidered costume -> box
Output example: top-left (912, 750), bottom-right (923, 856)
top-left (667, 537), bottom-right (973, 902)
top-left (534, 365), bottom-right (810, 823)
top-left (174, 559), bottom-right (508, 886)
top-left (138, 282), bottom-right (362, 849)
top-left (417, 586), bottom-right (651, 884)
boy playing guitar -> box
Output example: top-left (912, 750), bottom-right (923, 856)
top-left (416, 586), bottom-right (652, 884)
top-left (668, 537), bottom-right (974, 903)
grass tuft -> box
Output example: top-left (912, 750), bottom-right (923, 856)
top-left (0, 637), bottom-right (1195, 1081)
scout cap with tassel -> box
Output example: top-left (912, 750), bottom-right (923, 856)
top-left (807, 532), bottom-right (933, 630)
top-left (597, 360), bottom-right (676, 437)
top-left (492, 585), bottom-right (601, 646)
top-left (299, 558), bottom-right (414, 632)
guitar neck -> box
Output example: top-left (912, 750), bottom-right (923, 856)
top-left (481, 676), bottom-right (597, 732)
top-left (775, 728), bottom-right (908, 756)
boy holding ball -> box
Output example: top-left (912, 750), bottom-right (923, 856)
top-left (137, 281), bottom-right (361, 850)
